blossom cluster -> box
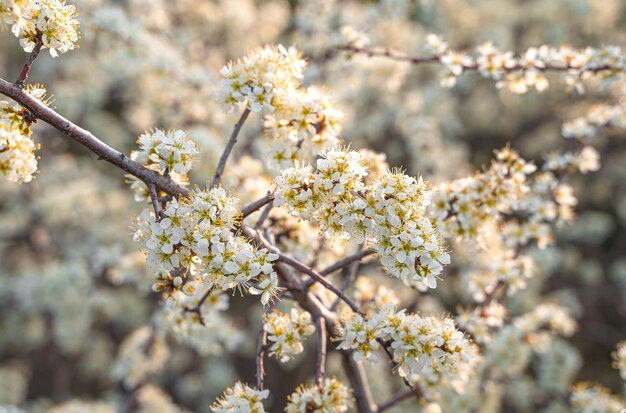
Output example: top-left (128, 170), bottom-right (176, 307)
top-left (264, 86), bottom-right (343, 168)
top-left (613, 340), bottom-right (626, 385)
top-left (1, 0), bottom-right (80, 56)
top-left (211, 382), bottom-right (268, 413)
top-left (110, 325), bottom-right (169, 389)
top-left (562, 100), bottom-right (626, 140)
top-left (0, 125), bottom-right (37, 183)
top-left (432, 147), bottom-right (584, 300)
top-left (0, 88), bottom-right (46, 184)
top-left (570, 383), bottom-right (625, 413)
top-left (127, 129), bottom-right (196, 202)
top-left (423, 34), bottom-right (625, 93)
top-left (217, 44), bottom-right (306, 113)
top-left (134, 187), bottom-right (280, 305)
top-left (456, 301), bottom-right (507, 344)
top-left (132, 129), bottom-right (198, 175)
top-left (285, 378), bottom-right (353, 413)
top-left (484, 304), bottom-right (578, 379)
top-left (338, 306), bottom-right (474, 389)
top-left (274, 147), bottom-right (450, 289)
top-left (263, 308), bottom-right (315, 362)
top-left (161, 289), bottom-right (242, 356)
top-left (218, 45), bottom-right (347, 169)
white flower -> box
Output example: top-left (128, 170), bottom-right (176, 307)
top-left (424, 33), bottom-right (448, 56)
top-left (211, 382), bottom-right (268, 413)
top-left (263, 308), bottom-right (315, 362)
top-left (285, 378), bottom-right (353, 413)
top-left (0, 124), bottom-right (38, 183)
top-left (5, 0), bottom-right (80, 57)
top-left (217, 45), bottom-right (306, 113)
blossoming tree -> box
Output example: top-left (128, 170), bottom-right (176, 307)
top-left (0, 0), bottom-right (625, 412)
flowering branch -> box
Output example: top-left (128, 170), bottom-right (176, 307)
top-left (15, 34), bottom-right (43, 87)
top-left (339, 44), bottom-right (617, 74)
top-left (0, 78), bottom-right (190, 199)
top-left (211, 108), bottom-right (251, 187)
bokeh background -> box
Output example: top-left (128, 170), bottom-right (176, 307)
top-left (0, 0), bottom-right (625, 411)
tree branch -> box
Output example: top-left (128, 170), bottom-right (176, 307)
top-left (315, 315), bottom-right (327, 389)
top-left (277, 252), bottom-right (364, 315)
top-left (376, 388), bottom-right (419, 413)
top-left (241, 193), bottom-right (274, 218)
top-left (16, 35), bottom-right (43, 87)
top-left (211, 108), bottom-right (251, 187)
top-left (0, 78), bottom-right (189, 199)
top-left (320, 248), bottom-right (375, 276)
top-left (341, 351), bottom-right (377, 413)
top-left (183, 286), bottom-right (213, 326)
top-left (256, 324), bottom-right (268, 390)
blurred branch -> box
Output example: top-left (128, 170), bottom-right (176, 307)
top-left (315, 315), bottom-right (327, 388)
top-left (337, 45), bottom-right (616, 74)
top-left (341, 351), bottom-right (377, 413)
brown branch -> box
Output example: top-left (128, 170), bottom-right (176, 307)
top-left (16, 35), bottom-right (43, 87)
top-left (211, 108), bottom-right (251, 187)
top-left (183, 287), bottom-right (214, 326)
top-left (147, 182), bottom-right (162, 219)
top-left (330, 245), bottom-right (366, 312)
top-left (341, 351), bottom-right (377, 413)
top-left (241, 193), bottom-right (274, 218)
top-left (277, 252), bottom-right (364, 315)
top-left (0, 78), bottom-right (189, 199)
top-left (254, 201), bottom-right (274, 230)
top-left (315, 315), bottom-right (327, 389)
top-left (376, 388), bottom-right (420, 413)
top-left (256, 324), bottom-right (268, 390)
top-left (320, 248), bottom-right (375, 276)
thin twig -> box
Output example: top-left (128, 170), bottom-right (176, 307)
top-left (147, 182), bottom-right (162, 219)
top-left (304, 247), bottom-right (375, 289)
top-left (211, 108), bottom-right (251, 187)
top-left (254, 201), bottom-right (274, 230)
top-left (377, 388), bottom-right (420, 413)
top-left (16, 36), bottom-right (43, 87)
top-left (241, 193), bottom-right (274, 218)
top-left (315, 316), bottom-right (327, 389)
top-left (256, 324), bottom-right (268, 390)
top-left (320, 248), bottom-right (375, 276)
top-left (277, 252), bottom-right (364, 315)
top-left (330, 245), bottom-right (365, 311)
top-left (183, 286), bottom-right (214, 326)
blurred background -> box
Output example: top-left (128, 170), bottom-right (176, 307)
top-left (0, 0), bottom-right (625, 411)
